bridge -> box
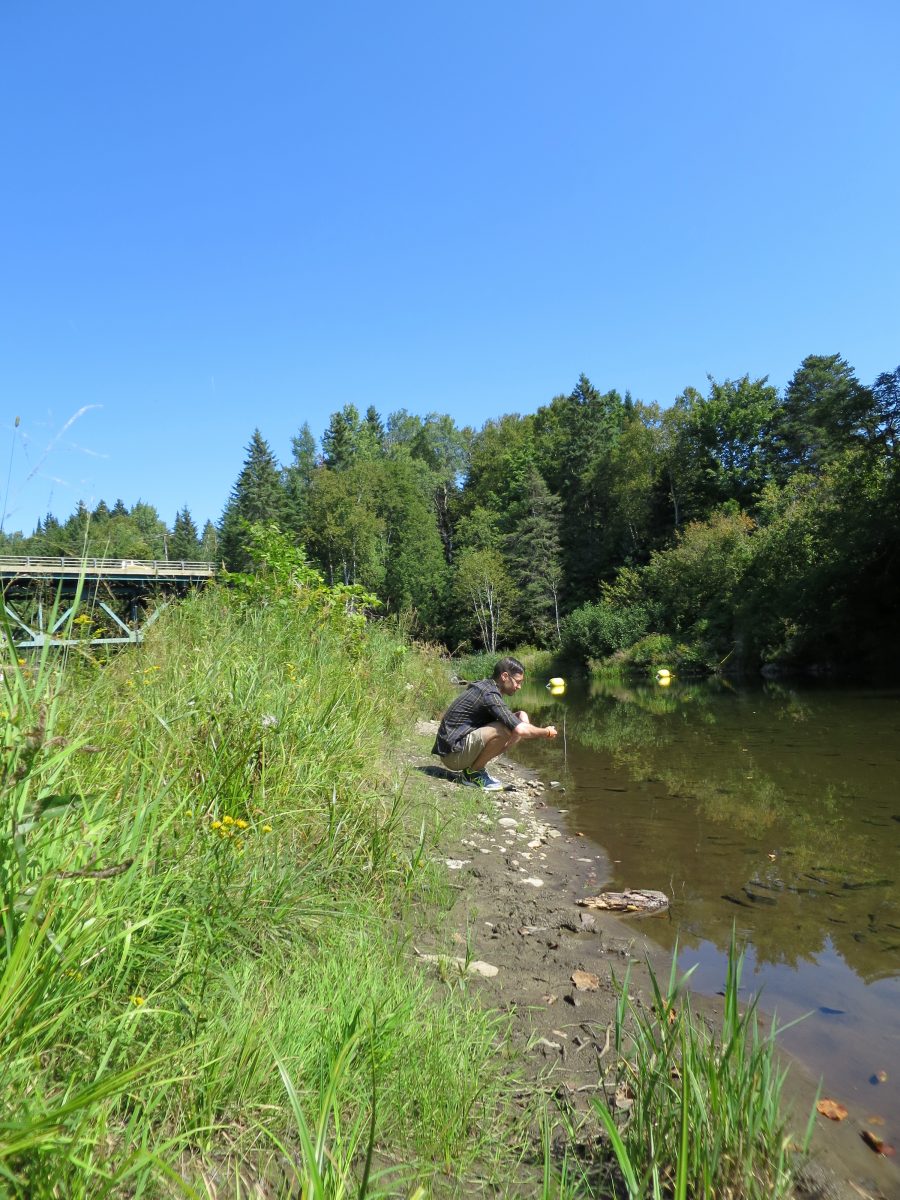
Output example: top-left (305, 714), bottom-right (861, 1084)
top-left (0, 556), bottom-right (219, 648)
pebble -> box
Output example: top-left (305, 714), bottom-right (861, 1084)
top-left (443, 859), bottom-right (470, 869)
top-left (521, 877), bottom-right (544, 888)
top-left (498, 817), bottom-right (519, 829)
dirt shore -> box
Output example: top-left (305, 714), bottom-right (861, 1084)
top-left (412, 729), bottom-right (900, 1200)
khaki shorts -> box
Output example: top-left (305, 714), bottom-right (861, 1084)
top-left (440, 728), bottom-right (491, 772)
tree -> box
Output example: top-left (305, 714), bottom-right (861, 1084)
top-left (451, 547), bottom-right (514, 653)
top-left (505, 469), bottom-right (564, 645)
top-left (302, 462), bottom-right (385, 589)
top-left (170, 506), bottom-right (201, 559)
top-left (379, 455), bottom-right (447, 627)
top-left (219, 430), bottom-right (289, 570)
top-left (321, 405), bottom-right (363, 470)
top-left (360, 406), bottom-right (386, 459)
top-left (870, 365), bottom-right (900, 452)
top-left (284, 422), bottom-right (317, 535)
top-left (773, 354), bottom-right (874, 477)
top-left (386, 410), bottom-right (471, 554)
top-left (200, 520), bottom-right (219, 562)
top-left (131, 502), bottom-right (169, 559)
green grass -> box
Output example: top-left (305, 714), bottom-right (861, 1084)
top-left (0, 561), bottom-right (502, 1197)
top-left (592, 939), bottom-right (812, 1199)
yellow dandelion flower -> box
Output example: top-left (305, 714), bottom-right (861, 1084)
top-left (130, 995), bottom-right (145, 1007)
top-left (262, 825), bottom-right (272, 833)
top-left (235, 819), bottom-right (248, 829)
top-left (222, 815), bottom-right (234, 826)
top-left (210, 820), bottom-right (222, 830)
top-left (186, 810), bottom-right (194, 818)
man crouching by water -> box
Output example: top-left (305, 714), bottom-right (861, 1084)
top-left (432, 657), bottom-right (558, 791)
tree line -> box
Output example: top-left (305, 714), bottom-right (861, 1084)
top-left (4, 351), bottom-right (899, 673)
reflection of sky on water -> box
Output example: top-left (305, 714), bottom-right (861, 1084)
top-left (511, 677), bottom-right (900, 1144)
top-left (669, 935), bottom-right (900, 1133)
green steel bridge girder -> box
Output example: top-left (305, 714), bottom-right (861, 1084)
top-left (2, 597), bottom-right (170, 649)
top-left (0, 557), bottom-right (216, 649)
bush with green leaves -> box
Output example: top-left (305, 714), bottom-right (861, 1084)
top-left (559, 601), bottom-right (650, 664)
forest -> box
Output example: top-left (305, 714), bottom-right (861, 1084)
top-left (4, 351), bottom-right (899, 675)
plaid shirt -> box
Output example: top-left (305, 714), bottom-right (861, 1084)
top-left (432, 678), bottom-right (520, 757)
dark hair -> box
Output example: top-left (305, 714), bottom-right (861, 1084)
top-left (493, 656), bottom-right (525, 680)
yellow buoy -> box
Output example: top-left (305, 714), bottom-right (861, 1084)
top-left (547, 677), bottom-right (566, 688)
top-left (655, 668), bottom-right (671, 681)
top-left (548, 684), bottom-right (566, 697)
top-left (656, 675), bottom-right (672, 687)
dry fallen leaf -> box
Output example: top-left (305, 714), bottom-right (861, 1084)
top-left (571, 969), bottom-right (600, 991)
top-left (543, 993), bottom-right (558, 1006)
top-left (860, 1129), bottom-right (895, 1156)
top-left (866, 1114), bottom-right (886, 1126)
top-left (817, 1098), bottom-right (848, 1121)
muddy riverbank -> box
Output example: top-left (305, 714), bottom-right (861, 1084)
top-left (412, 728), bottom-right (900, 1199)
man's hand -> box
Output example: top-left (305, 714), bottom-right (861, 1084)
top-left (545, 725), bottom-right (558, 739)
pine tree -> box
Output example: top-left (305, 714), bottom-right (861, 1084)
top-left (505, 469), bottom-right (564, 645)
top-left (219, 430), bottom-right (289, 570)
top-left (170, 506), bottom-right (202, 560)
top-left (284, 422), bottom-right (317, 535)
top-left (321, 405), bottom-right (362, 469)
top-left (200, 520), bottom-right (219, 563)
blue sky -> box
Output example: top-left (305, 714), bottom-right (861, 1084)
top-left (2, 0), bottom-right (898, 535)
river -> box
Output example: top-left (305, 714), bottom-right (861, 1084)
top-left (511, 674), bottom-right (900, 1146)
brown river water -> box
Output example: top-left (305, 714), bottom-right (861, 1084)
top-left (511, 675), bottom-right (900, 1146)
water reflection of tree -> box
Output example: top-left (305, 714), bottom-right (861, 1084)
top-left (564, 679), bottom-right (900, 983)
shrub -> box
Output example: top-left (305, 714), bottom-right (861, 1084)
top-left (559, 602), bottom-right (650, 664)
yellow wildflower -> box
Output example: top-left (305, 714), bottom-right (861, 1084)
top-left (130, 995), bottom-right (145, 1007)
top-left (222, 815), bottom-right (235, 826)
top-left (262, 825), bottom-right (272, 833)
top-left (235, 819), bottom-right (248, 829)
top-left (210, 820), bottom-right (222, 830)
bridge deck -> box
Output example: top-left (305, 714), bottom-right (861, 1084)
top-left (0, 556), bottom-right (218, 584)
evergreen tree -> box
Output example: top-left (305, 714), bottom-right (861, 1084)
top-left (321, 404), bottom-right (363, 470)
top-left (505, 469), bottom-right (564, 645)
top-left (111, 498), bottom-right (128, 517)
top-left (200, 520), bottom-right (219, 562)
top-left (219, 430), bottom-right (289, 570)
top-left (773, 354), bottom-right (874, 477)
top-left (359, 405), bottom-right (386, 459)
top-left (283, 422), bottom-right (317, 535)
top-left (170, 506), bottom-right (202, 559)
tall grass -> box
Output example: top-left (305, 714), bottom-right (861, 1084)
top-left (593, 940), bottom-right (812, 1199)
top-left (0, 545), bottom-right (500, 1196)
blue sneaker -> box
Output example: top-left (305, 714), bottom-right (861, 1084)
top-left (460, 767), bottom-right (504, 791)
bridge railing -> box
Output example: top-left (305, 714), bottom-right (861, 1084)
top-left (0, 556), bottom-right (218, 575)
